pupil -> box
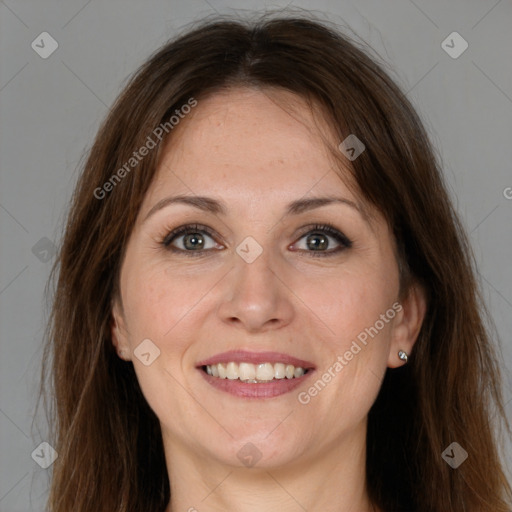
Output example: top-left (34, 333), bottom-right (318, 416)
top-left (184, 233), bottom-right (204, 250)
top-left (308, 233), bottom-right (327, 250)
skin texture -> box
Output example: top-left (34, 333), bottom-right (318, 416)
top-left (111, 87), bottom-right (426, 512)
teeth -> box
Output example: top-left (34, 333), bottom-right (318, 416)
top-left (294, 366), bottom-right (305, 378)
top-left (238, 362), bottom-right (256, 380)
top-left (218, 363), bottom-right (227, 379)
top-left (204, 362), bottom-right (308, 382)
top-left (226, 362), bottom-right (238, 380)
top-left (256, 362), bottom-right (274, 381)
top-left (274, 363), bottom-right (286, 379)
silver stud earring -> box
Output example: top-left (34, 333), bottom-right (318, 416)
top-left (398, 350), bottom-right (408, 363)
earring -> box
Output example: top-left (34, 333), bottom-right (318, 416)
top-left (398, 350), bottom-right (408, 363)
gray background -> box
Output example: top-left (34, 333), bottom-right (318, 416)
top-left (1, 0), bottom-right (511, 510)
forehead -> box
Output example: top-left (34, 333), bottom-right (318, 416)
top-left (143, 87), bottom-right (366, 218)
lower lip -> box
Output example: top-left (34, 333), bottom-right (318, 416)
top-left (198, 369), bottom-right (314, 398)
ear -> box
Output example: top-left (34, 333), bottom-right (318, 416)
top-left (111, 298), bottom-right (131, 361)
top-left (387, 282), bottom-right (427, 368)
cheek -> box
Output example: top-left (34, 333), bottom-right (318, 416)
top-left (299, 265), bottom-right (397, 408)
top-left (122, 260), bottom-right (217, 342)
top-left (121, 264), bottom-right (206, 423)
top-left (310, 265), bottom-right (397, 345)
top-left (301, 277), bottom-right (395, 422)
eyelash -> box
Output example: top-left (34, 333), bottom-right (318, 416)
top-left (160, 223), bottom-right (353, 258)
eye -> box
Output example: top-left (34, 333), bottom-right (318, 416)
top-left (291, 223), bottom-right (352, 257)
top-left (161, 223), bottom-right (223, 256)
top-left (160, 222), bottom-right (352, 258)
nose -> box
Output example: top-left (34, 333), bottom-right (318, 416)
top-left (216, 243), bottom-right (295, 334)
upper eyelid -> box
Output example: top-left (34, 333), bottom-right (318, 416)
top-left (162, 223), bottom-right (350, 248)
top-left (162, 223), bottom-right (216, 245)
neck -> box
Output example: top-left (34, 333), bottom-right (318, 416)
top-left (163, 420), bottom-right (377, 512)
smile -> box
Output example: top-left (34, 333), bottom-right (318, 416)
top-left (203, 362), bottom-right (308, 382)
top-left (197, 350), bottom-right (315, 398)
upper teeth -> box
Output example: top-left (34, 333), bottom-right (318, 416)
top-left (205, 362), bottom-right (306, 382)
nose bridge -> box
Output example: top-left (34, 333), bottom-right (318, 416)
top-left (217, 233), bottom-right (294, 331)
top-left (233, 233), bottom-right (280, 301)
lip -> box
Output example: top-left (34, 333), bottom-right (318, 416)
top-left (196, 350), bottom-right (315, 369)
top-left (199, 369), bottom-right (314, 398)
top-left (196, 350), bottom-right (316, 399)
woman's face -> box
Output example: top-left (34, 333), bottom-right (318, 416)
top-left (112, 87), bottom-right (421, 470)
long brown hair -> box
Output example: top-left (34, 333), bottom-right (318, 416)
top-left (40, 11), bottom-right (512, 512)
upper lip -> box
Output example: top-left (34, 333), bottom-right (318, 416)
top-left (196, 350), bottom-right (315, 369)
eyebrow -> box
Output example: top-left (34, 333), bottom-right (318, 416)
top-left (143, 194), bottom-right (372, 226)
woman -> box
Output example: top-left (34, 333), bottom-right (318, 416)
top-left (40, 12), bottom-right (512, 512)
